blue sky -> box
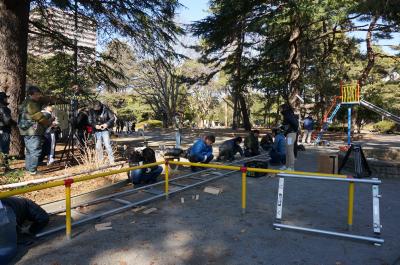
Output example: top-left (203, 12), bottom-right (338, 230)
top-left (178, 1), bottom-right (399, 55)
top-left (177, 0), bottom-right (209, 24)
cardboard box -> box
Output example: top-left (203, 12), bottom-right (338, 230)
top-left (318, 153), bottom-right (339, 174)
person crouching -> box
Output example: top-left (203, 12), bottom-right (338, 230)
top-left (217, 137), bottom-right (243, 162)
top-left (128, 147), bottom-right (162, 186)
top-left (187, 134), bottom-right (215, 171)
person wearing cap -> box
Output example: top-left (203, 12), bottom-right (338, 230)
top-left (0, 92), bottom-right (12, 171)
top-left (18, 86), bottom-right (53, 175)
top-left (88, 100), bottom-right (116, 164)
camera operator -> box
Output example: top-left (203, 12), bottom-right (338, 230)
top-left (18, 86), bottom-right (53, 175)
top-left (0, 92), bottom-right (12, 171)
top-left (88, 100), bottom-right (115, 164)
top-left (280, 103), bottom-right (299, 171)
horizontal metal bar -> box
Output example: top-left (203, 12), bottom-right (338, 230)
top-left (36, 168), bottom-right (237, 238)
top-left (0, 162), bottom-right (164, 199)
top-left (169, 182), bottom-right (187, 187)
top-left (110, 198), bottom-right (132, 205)
top-left (277, 174), bottom-right (381, 184)
top-left (273, 223), bottom-right (384, 244)
top-left (169, 161), bottom-right (348, 178)
top-left (48, 154), bottom-right (267, 215)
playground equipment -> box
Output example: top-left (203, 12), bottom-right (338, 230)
top-left (315, 81), bottom-right (400, 146)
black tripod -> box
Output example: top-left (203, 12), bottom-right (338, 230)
top-left (59, 98), bottom-right (79, 164)
top-left (338, 144), bottom-right (372, 178)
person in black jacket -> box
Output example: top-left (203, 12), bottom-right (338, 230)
top-left (0, 197), bottom-right (49, 263)
top-left (0, 92), bottom-right (12, 171)
top-left (280, 103), bottom-right (299, 170)
top-left (88, 101), bottom-right (116, 164)
top-left (217, 137), bottom-right (244, 161)
top-left (127, 147), bottom-right (163, 185)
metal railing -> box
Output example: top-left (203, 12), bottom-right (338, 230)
top-left (0, 159), bottom-right (382, 245)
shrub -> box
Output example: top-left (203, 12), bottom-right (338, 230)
top-left (373, 120), bottom-right (397, 134)
top-left (136, 120), bottom-right (163, 129)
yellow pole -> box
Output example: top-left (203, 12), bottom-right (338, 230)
top-left (64, 179), bottom-right (73, 240)
top-left (241, 167), bottom-right (247, 214)
top-left (348, 182), bottom-right (355, 231)
top-left (165, 161), bottom-right (169, 199)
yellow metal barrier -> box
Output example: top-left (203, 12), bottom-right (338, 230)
top-left (65, 179), bottom-right (73, 240)
top-left (0, 159), bottom-right (356, 240)
top-left (167, 161), bottom-right (348, 178)
top-left (348, 182), bottom-right (355, 230)
top-left (0, 162), bottom-right (164, 199)
top-left (164, 161), bottom-right (169, 199)
top-left (241, 168), bottom-right (247, 214)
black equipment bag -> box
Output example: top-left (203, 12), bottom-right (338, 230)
top-left (244, 160), bottom-right (269, 178)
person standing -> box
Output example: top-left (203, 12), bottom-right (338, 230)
top-left (280, 103), bottom-right (299, 171)
top-left (40, 105), bottom-right (59, 165)
top-left (302, 115), bottom-right (314, 144)
top-left (88, 100), bottom-right (116, 164)
top-left (18, 86), bottom-right (52, 175)
top-left (0, 92), bottom-right (12, 171)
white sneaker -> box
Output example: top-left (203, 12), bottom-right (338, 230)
top-left (286, 167), bottom-right (294, 171)
top-left (47, 158), bottom-right (55, 165)
top-left (279, 166), bottom-right (287, 170)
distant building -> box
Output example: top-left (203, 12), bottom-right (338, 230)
top-left (28, 7), bottom-right (97, 62)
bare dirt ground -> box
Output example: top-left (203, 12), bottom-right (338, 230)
top-left (7, 129), bottom-right (399, 265)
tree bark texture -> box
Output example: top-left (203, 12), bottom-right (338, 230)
top-left (287, 24), bottom-right (301, 109)
top-left (358, 15), bottom-right (379, 87)
top-left (231, 25), bottom-right (251, 130)
top-left (0, 0), bottom-right (30, 157)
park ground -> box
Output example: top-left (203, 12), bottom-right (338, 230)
top-left (9, 130), bottom-right (400, 265)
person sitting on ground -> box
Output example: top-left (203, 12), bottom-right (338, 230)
top-left (269, 127), bottom-right (286, 165)
top-left (0, 197), bottom-right (49, 263)
top-left (128, 147), bottom-right (163, 186)
top-left (217, 136), bottom-right (243, 162)
top-left (244, 130), bottom-right (260, 157)
top-left (260, 132), bottom-right (274, 152)
top-left (188, 134), bottom-right (215, 171)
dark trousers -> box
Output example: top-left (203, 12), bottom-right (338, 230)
top-left (128, 166), bottom-right (163, 185)
top-left (0, 132), bottom-right (10, 168)
top-left (24, 136), bottom-right (43, 172)
top-left (269, 149), bottom-right (286, 165)
top-left (244, 149), bottom-right (260, 157)
top-left (189, 155), bottom-right (213, 171)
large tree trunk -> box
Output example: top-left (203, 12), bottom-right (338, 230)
top-left (238, 93), bottom-right (251, 131)
top-left (0, 0), bottom-right (30, 157)
top-left (287, 24), bottom-right (302, 110)
top-left (358, 15), bottom-right (379, 87)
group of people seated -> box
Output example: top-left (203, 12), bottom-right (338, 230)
top-left (125, 124), bottom-right (294, 186)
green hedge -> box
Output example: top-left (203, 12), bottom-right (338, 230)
top-left (136, 120), bottom-right (163, 129)
top-left (373, 120), bottom-right (397, 134)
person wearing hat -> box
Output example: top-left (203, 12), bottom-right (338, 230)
top-left (0, 92), bottom-right (12, 171)
top-left (18, 86), bottom-right (53, 175)
top-left (88, 100), bottom-right (116, 164)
